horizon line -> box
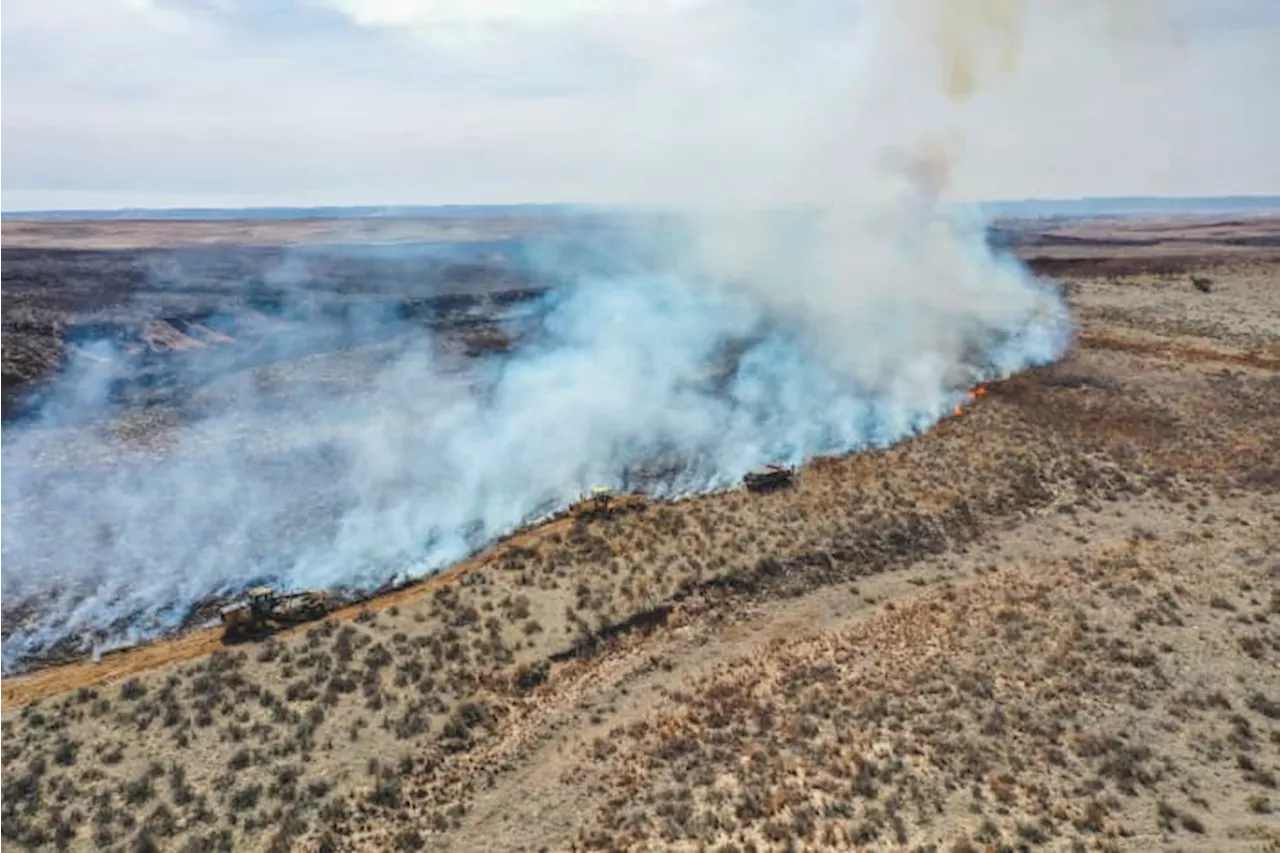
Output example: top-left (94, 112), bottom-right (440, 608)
top-left (4, 193), bottom-right (1280, 219)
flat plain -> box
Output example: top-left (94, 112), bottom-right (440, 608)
top-left (2, 213), bottom-right (1278, 852)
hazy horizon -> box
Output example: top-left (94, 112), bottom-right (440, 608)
top-left (5, 195), bottom-right (1280, 221)
top-left (4, 1), bottom-right (1278, 210)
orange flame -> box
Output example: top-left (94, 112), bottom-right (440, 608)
top-left (952, 384), bottom-right (989, 418)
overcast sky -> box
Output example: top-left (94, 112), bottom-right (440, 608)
top-left (3, 0), bottom-right (1278, 210)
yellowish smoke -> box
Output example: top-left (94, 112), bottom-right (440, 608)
top-left (927, 0), bottom-right (1027, 101)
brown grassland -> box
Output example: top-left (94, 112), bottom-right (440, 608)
top-left (2, 214), bottom-right (1278, 852)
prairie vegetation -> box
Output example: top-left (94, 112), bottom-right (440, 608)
top-left (3, 216), bottom-right (1278, 851)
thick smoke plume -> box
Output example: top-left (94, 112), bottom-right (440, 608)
top-left (1, 0), bottom-right (1075, 670)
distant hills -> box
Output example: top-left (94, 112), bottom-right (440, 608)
top-left (3, 196), bottom-right (1278, 221)
top-left (0, 204), bottom-right (585, 221)
top-left (975, 195), bottom-right (1280, 219)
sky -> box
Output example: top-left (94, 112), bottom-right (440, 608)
top-left (2, 0), bottom-right (1278, 210)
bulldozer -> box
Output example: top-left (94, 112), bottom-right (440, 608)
top-left (219, 585), bottom-right (335, 642)
top-left (743, 464), bottom-right (795, 494)
top-left (570, 486), bottom-right (616, 521)
top-left (567, 486), bottom-right (650, 522)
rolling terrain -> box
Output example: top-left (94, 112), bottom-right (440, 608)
top-left (2, 214), bottom-right (1278, 852)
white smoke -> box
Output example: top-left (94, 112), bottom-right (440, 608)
top-left (1, 0), bottom-right (1077, 669)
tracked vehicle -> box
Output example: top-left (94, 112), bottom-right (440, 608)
top-left (219, 586), bottom-right (335, 642)
top-left (743, 464), bottom-right (795, 494)
top-left (562, 486), bottom-right (650, 523)
top-left (569, 486), bottom-right (619, 521)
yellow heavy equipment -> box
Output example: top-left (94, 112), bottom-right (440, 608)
top-left (568, 486), bottom-right (616, 521)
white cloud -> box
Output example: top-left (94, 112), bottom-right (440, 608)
top-left (2, 0), bottom-right (1278, 208)
top-left (118, 0), bottom-right (197, 32)
top-left (316, 0), bottom-right (620, 28)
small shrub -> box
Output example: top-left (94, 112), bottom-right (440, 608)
top-left (1245, 692), bottom-right (1280, 720)
top-left (169, 764), bottom-right (194, 806)
top-left (144, 804), bottom-right (176, 837)
top-left (1179, 813), bottom-right (1205, 834)
top-left (229, 785), bottom-right (262, 811)
top-left (513, 662), bottom-right (549, 692)
top-left (53, 739), bottom-right (78, 766)
top-left (367, 774), bottom-right (402, 809)
top-left (123, 774), bottom-right (155, 806)
top-left (120, 679), bottom-right (147, 701)
top-left (394, 828), bottom-right (425, 850)
top-left (132, 832), bottom-right (160, 853)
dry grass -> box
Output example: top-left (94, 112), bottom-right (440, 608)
top-left (564, 525), bottom-right (1278, 851)
top-left (3, 222), bottom-right (1279, 852)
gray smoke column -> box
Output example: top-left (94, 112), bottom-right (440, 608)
top-left (0, 0), bottom-right (1074, 670)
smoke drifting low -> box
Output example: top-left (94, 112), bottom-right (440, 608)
top-left (1, 0), bottom-right (1075, 670)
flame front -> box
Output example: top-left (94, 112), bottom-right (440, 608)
top-left (953, 383), bottom-right (989, 417)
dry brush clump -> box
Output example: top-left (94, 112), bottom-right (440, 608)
top-left (566, 525), bottom-right (1279, 852)
top-left (2, 589), bottom-right (528, 853)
